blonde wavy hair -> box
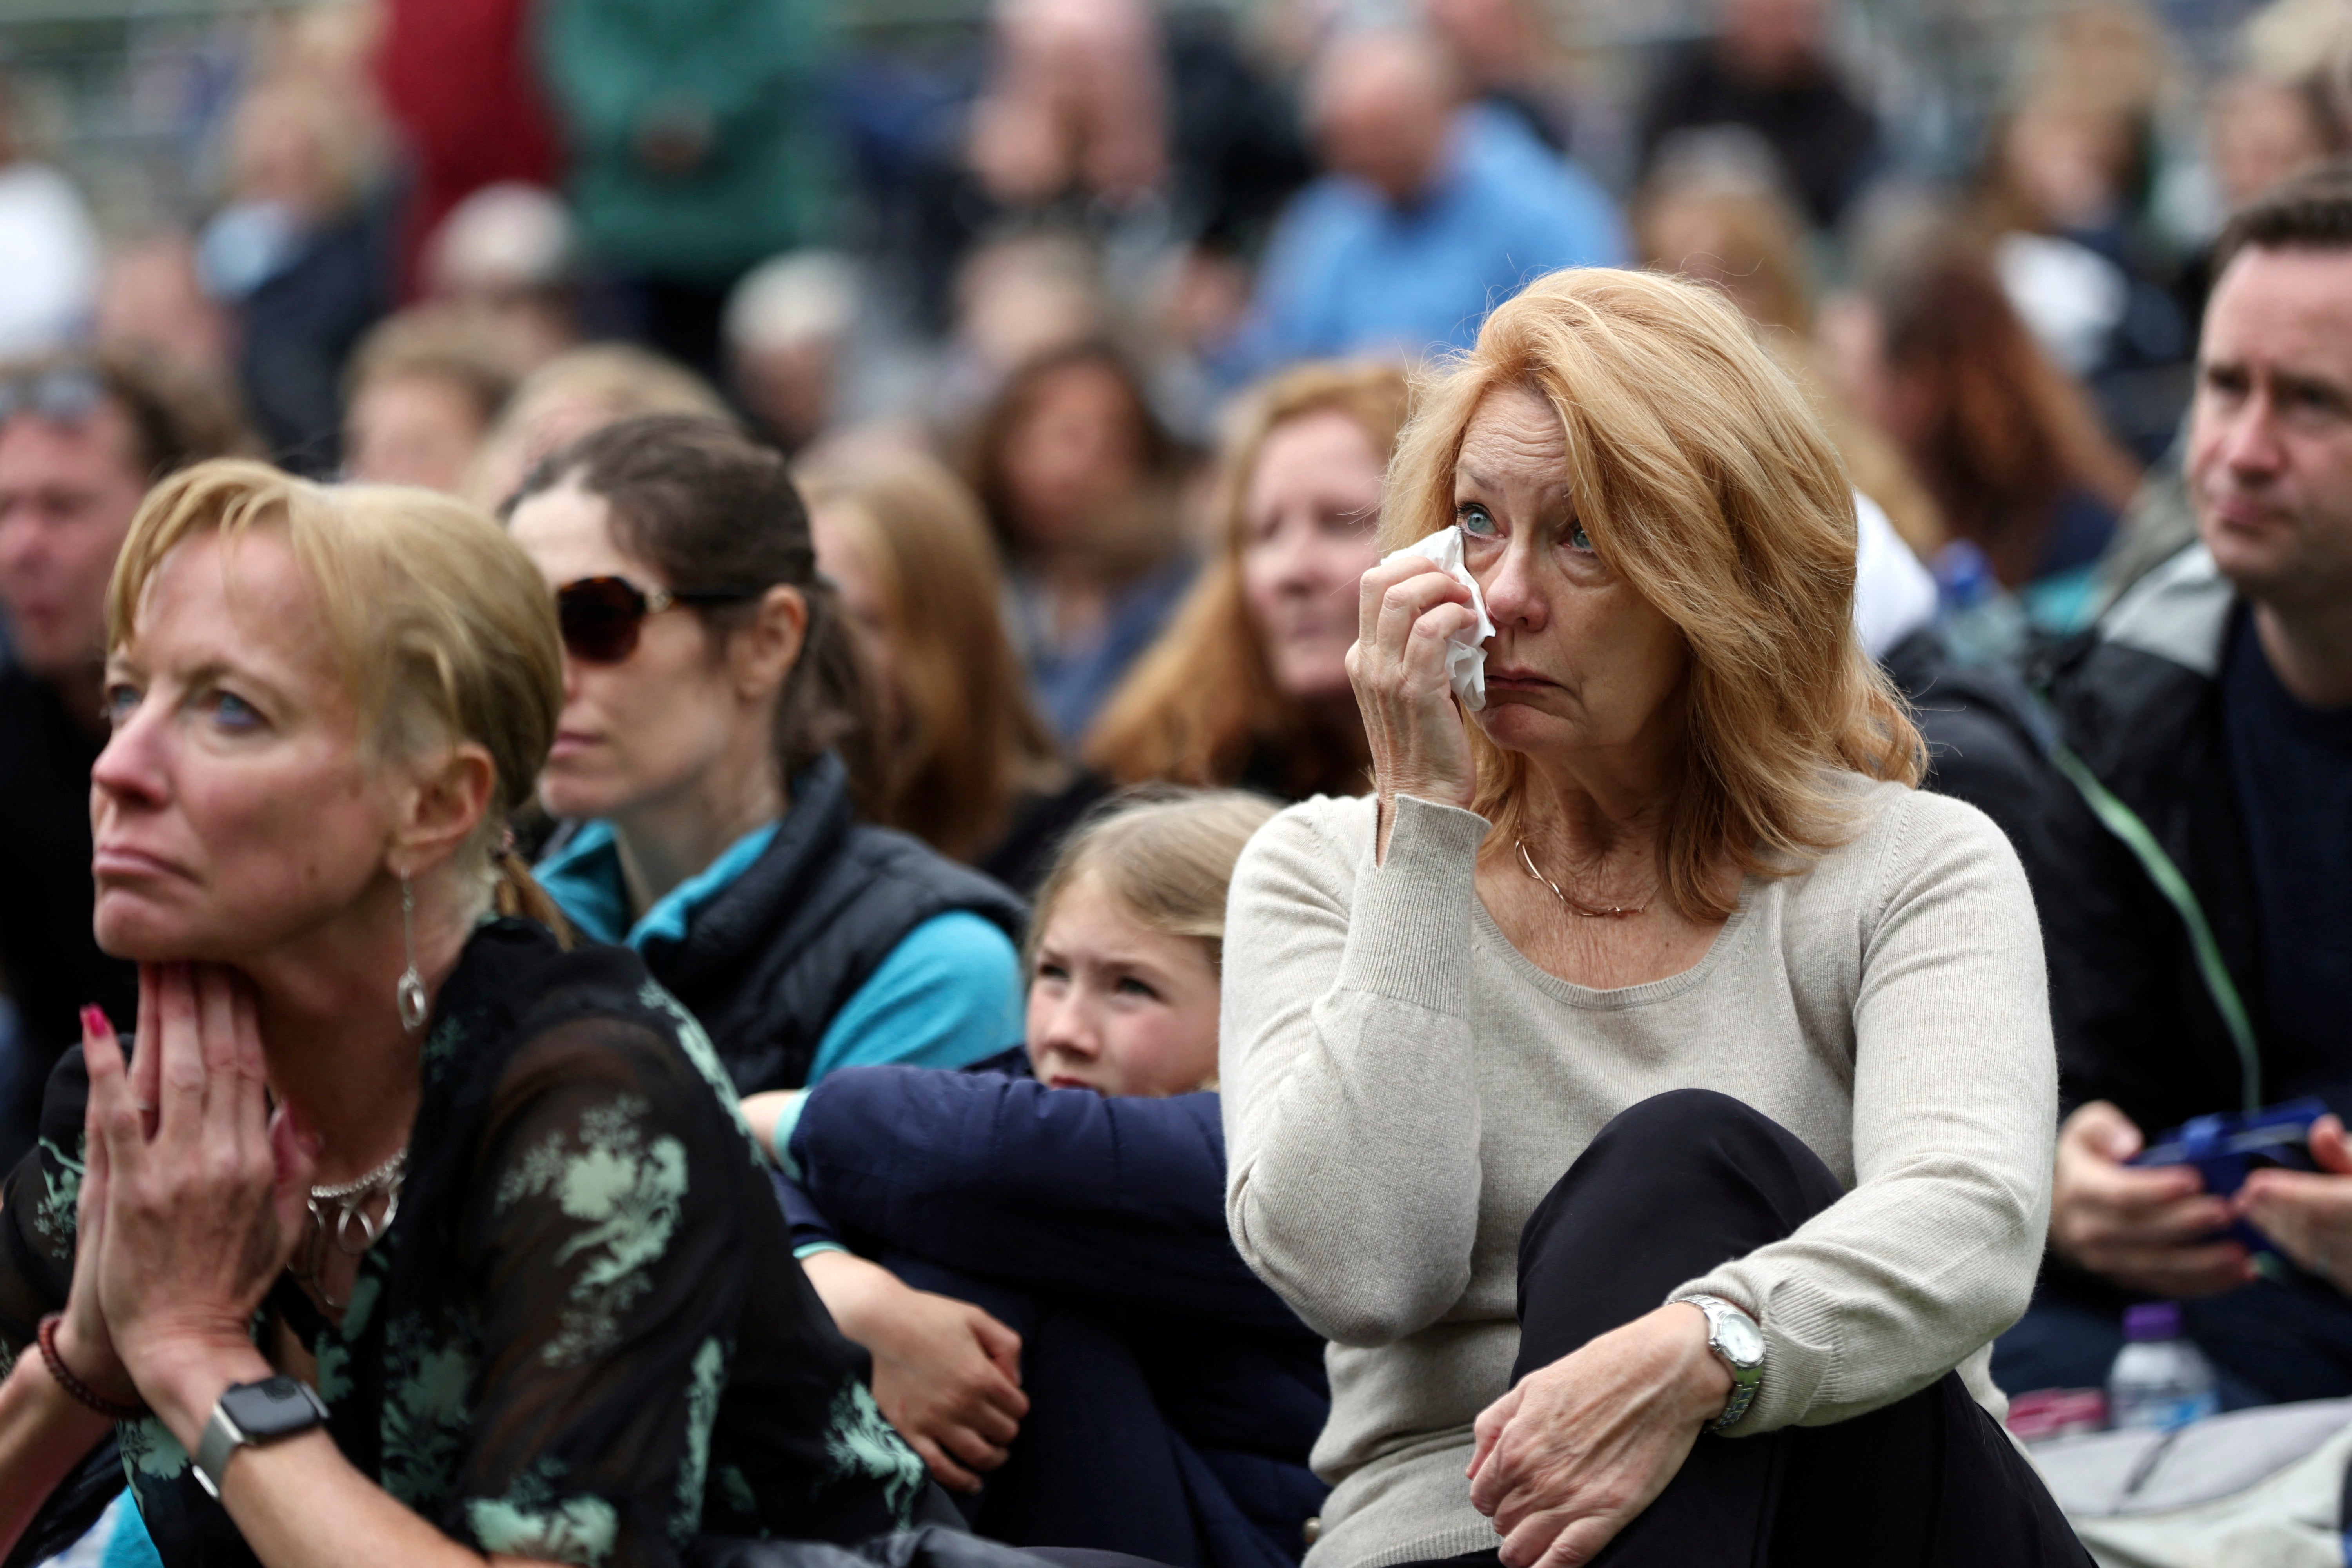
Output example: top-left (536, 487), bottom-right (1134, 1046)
top-left (1384, 268), bottom-right (1924, 922)
top-left (1085, 361), bottom-right (1408, 797)
top-left (107, 459), bottom-right (570, 927)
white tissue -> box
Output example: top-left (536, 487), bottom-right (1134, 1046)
top-left (1380, 528), bottom-right (1496, 711)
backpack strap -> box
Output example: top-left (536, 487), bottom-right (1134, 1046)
top-left (2051, 745), bottom-right (2262, 1113)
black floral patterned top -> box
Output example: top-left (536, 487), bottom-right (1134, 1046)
top-left (0, 918), bottom-right (926, 1568)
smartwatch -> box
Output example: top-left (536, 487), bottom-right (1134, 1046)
top-left (1676, 1293), bottom-right (1765, 1433)
top-left (193, 1376), bottom-right (329, 1498)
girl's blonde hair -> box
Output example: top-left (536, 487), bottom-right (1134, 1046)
top-left (1382, 268), bottom-right (1924, 922)
top-left (107, 459), bottom-right (570, 929)
top-left (796, 452), bottom-right (1067, 861)
top-left (1084, 361), bottom-right (1409, 797)
top-left (1024, 786), bottom-right (1280, 977)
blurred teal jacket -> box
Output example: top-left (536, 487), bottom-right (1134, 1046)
top-left (539, 0), bottom-right (837, 283)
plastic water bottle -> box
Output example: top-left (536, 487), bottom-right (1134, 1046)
top-left (2107, 1302), bottom-right (2221, 1431)
top-left (1932, 540), bottom-right (2030, 668)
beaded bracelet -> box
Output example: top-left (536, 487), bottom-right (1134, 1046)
top-left (35, 1313), bottom-right (147, 1421)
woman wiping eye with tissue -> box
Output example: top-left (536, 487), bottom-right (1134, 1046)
top-left (1223, 267), bottom-right (2084, 1568)
top-left (1377, 526), bottom-right (1495, 710)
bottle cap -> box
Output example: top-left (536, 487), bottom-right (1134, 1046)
top-left (2123, 1301), bottom-right (2183, 1341)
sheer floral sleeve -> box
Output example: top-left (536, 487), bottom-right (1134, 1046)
top-left (399, 1013), bottom-right (755, 1568)
top-left (3, 923), bottom-right (920, 1568)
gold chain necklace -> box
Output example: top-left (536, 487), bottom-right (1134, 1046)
top-left (1516, 838), bottom-right (1650, 919)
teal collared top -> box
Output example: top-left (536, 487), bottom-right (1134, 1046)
top-left (536, 820), bottom-right (1023, 1085)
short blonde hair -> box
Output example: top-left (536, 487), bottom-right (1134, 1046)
top-left (108, 460), bottom-right (565, 908)
top-left (1025, 787), bottom-right (1280, 977)
top-left (1383, 268), bottom-right (1923, 921)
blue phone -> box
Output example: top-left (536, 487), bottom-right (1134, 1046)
top-left (2131, 1097), bottom-right (2329, 1260)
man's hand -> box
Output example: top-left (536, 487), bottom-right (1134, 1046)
top-left (2239, 1114), bottom-right (2352, 1293)
top-left (2049, 1101), bottom-right (2254, 1298)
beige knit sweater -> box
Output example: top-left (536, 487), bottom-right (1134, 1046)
top-left (1218, 783), bottom-right (2056, 1568)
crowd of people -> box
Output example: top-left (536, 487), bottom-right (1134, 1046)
top-left (0, 0), bottom-right (2349, 1563)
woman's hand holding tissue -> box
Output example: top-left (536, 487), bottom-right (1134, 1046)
top-left (1349, 550), bottom-right (1483, 861)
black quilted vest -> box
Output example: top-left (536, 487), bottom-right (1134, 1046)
top-left (633, 753), bottom-right (1029, 1095)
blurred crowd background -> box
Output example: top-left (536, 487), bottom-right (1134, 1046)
top-left (5, 0), bottom-right (2348, 623)
top-left (2, 0), bottom-right (2349, 828)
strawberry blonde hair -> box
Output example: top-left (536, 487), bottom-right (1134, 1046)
top-left (1084, 361), bottom-right (1408, 796)
top-left (1382, 268), bottom-right (1924, 921)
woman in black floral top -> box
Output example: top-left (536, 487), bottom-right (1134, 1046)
top-left (0, 459), bottom-right (923, 1568)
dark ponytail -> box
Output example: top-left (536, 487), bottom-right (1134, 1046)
top-left (510, 413), bottom-right (881, 807)
top-left (777, 579), bottom-right (884, 810)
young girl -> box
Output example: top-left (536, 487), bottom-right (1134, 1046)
top-left (740, 788), bottom-right (1326, 1568)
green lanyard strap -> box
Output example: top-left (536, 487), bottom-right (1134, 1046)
top-left (2051, 746), bottom-right (2262, 1113)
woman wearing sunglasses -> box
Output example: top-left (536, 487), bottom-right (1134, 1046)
top-left (508, 414), bottom-right (1029, 1098)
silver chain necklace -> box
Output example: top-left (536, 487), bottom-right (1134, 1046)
top-left (291, 1147), bottom-right (407, 1308)
top-left (1516, 838), bottom-right (1650, 919)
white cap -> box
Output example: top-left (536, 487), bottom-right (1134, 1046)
top-left (426, 182), bottom-right (575, 295)
top-left (724, 250), bottom-right (861, 353)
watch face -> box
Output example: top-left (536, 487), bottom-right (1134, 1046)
top-left (1715, 1311), bottom-right (1764, 1366)
top-left (221, 1376), bottom-right (325, 1439)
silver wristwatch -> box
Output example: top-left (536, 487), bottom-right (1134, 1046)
top-left (1677, 1293), bottom-right (1765, 1433)
top-left (193, 1376), bottom-right (329, 1498)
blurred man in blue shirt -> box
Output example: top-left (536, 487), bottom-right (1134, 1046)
top-left (1218, 29), bottom-right (1626, 382)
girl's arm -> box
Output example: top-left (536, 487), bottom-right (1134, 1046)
top-left (787, 1066), bottom-right (1300, 1329)
top-left (797, 1251), bottom-right (1026, 1494)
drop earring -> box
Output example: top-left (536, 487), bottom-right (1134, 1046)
top-left (396, 874), bottom-right (429, 1031)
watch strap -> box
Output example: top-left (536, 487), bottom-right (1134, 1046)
top-left (193, 1378), bottom-right (327, 1498)
top-left (193, 1402), bottom-right (245, 1499)
top-left (1678, 1293), bottom-right (1764, 1434)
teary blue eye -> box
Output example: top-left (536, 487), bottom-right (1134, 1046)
top-left (1456, 502), bottom-right (1497, 537)
top-left (1567, 523), bottom-right (1592, 552)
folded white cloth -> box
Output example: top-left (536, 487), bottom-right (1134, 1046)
top-left (1379, 528), bottom-right (1496, 710)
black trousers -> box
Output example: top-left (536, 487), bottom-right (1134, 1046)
top-left (1409, 1089), bottom-right (2090, 1568)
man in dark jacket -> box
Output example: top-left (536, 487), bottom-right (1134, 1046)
top-left (1994, 164), bottom-right (2352, 1403)
top-left (0, 349), bottom-right (250, 1168)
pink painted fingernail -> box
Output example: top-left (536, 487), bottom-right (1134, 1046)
top-left (80, 1005), bottom-right (111, 1040)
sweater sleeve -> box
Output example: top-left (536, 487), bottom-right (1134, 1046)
top-left (1671, 792), bottom-right (2057, 1434)
top-left (790, 1067), bottom-right (1296, 1329)
top-left (1219, 795), bottom-right (1494, 1347)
